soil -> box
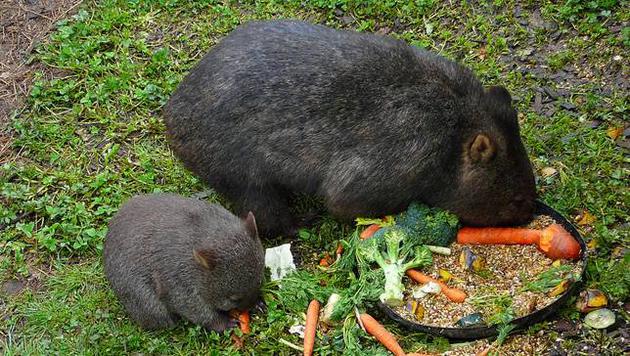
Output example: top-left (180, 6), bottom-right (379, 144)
top-left (0, 0), bottom-right (82, 164)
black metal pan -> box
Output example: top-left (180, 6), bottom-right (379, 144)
top-left (378, 201), bottom-right (588, 340)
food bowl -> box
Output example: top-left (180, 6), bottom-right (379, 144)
top-left (378, 201), bottom-right (588, 340)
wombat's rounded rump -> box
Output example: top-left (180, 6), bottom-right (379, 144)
top-left (103, 194), bottom-right (265, 332)
top-left (163, 20), bottom-right (536, 236)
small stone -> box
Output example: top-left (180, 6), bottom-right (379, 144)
top-left (560, 102), bottom-right (576, 111)
top-left (1, 279), bottom-right (25, 296)
top-left (613, 55), bottom-right (622, 61)
top-left (456, 312), bottom-right (485, 328)
top-left (584, 308), bottom-right (615, 329)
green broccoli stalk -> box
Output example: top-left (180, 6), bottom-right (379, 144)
top-left (356, 227), bottom-right (432, 306)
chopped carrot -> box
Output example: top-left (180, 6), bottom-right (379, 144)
top-left (361, 224), bottom-right (381, 240)
top-left (359, 313), bottom-right (405, 356)
top-left (238, 311), bottom-right (251, 334)
top-left (457, 223), bottom-right (581, 260)
top-left (406, 269), bottom-right (467, 303)
top-left (336, 242), bottom-right (344, 256)
top-left (303, 300), bottom-right (320, 356)
top-left (319, 253), bottom-right (333, 267)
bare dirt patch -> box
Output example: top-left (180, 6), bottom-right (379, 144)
top-left (0, 0), bottom-right (82, 164)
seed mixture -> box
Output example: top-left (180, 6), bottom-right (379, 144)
top-left (412, 332), bottom-right (552, 356)
top-left (394, 215), bottom-right (583, 328)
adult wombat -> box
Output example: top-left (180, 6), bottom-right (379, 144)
top-left (103, 194), bottom-right (265, 332)
top-left (163, 20), bottom-right (536, 236)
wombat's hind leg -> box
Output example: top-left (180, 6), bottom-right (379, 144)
top-left (122, 287), bottom-right (177, 330)
top-left (182, 306), bottom-right (234, 332)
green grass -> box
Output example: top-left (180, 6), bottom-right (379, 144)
top-left (1, 0), bottom-right (629, 354)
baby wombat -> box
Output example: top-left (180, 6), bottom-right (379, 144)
top-left (103, 193), bottom-right (265, 332)
top-left (163, 20), bottom-right (536, 236)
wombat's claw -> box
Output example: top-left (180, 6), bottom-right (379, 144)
top-left (227, 319), bottom-right (239, 329)
top-left (253, 299), bottom-right (267, 314)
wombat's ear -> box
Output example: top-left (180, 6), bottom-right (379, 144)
top-left (193, 248), bottom-right (217, 270)
top-left (487, 86), bottom-right (512, 104)
top-left (243, 211), bottom-right (259, 239)
top-left (469, 134), bottom-right (496, 163)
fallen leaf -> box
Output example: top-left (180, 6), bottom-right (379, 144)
top-left (576, 210), bottom-right (596, 226)
top-left (541, 166), bottom-right (558, 178)
top-left (478, 46), bottom-right (487, 60)
top-left (606, 126), bottom-right (623, 140)
top-left (231, 334), bottom-right (244, 349)
top-left (587, 239), bottom-right (598, 250)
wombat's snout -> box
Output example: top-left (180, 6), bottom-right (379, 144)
top-left (508, 194), bottom-right (536, 225)
top-left (454, 193), bottom-right (536, 227)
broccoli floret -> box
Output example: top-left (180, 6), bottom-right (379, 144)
top-left (395, 202), bottom-right (459, 247)
top-left (356, 227), bottom-right (432, 306)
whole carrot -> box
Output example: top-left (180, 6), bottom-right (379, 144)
top-left (457, 223), bottom-right (581, 260)
top-left (303, 300), bottom-right (320, 356)
top-left (359, 313), bottom-right (405, 356)
top-left (406, 269), bottom-right (467, 303)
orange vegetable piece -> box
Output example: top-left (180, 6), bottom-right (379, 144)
top-left (303, 300), bottom-right (320, 356)
top-left (359, 313), bottom-right (405, 356)
top-left (238, 311), bottom-right (250, 334)
top-left (360, 224), bottom-right (381, 239)
top-left (457, 223), bottom-right (581, 260)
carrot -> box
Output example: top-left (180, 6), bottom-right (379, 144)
top-left (406, 269), bottom-right (467, 303)
top-left (238, 311), bottom-right (251, 334)
top-left (303, 300), bottom-right (320, 356)
top-left (335, 242), bottom-right (344, 256)
top-left (359, 313), bottom-right (405, 356)
top-left (319, 253), bottom-right (333, 267)
top-left (406, 353), bottom-right (434, 356)
top-left (360, 224), bottom-right (381, 240)
top-left (457, 223), bottom-right (581, 260)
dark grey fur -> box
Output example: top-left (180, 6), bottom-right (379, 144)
top-left (103, 194), bottom-right (265, 332)
top-left (163, 20), bottom-right (536, 236)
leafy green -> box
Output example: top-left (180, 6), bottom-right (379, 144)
top-left (520, 264), bottom-right (575, 293)
top-left (394, 202), bottom-right (460, 247)
top-left (270, 270), bottom-right (334, 313)
top-left (593, 252), bottom-right (630, 301)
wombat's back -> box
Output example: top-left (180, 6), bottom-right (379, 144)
top-left (164, 20), bottom-right (479, 192)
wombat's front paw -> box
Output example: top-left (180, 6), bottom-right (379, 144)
top-left (206, 313), bottom-right (236, 333)
top-left (227, 318), bottom-right (239, 329)
top-left (253, 299), bottom-right (267, 314)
